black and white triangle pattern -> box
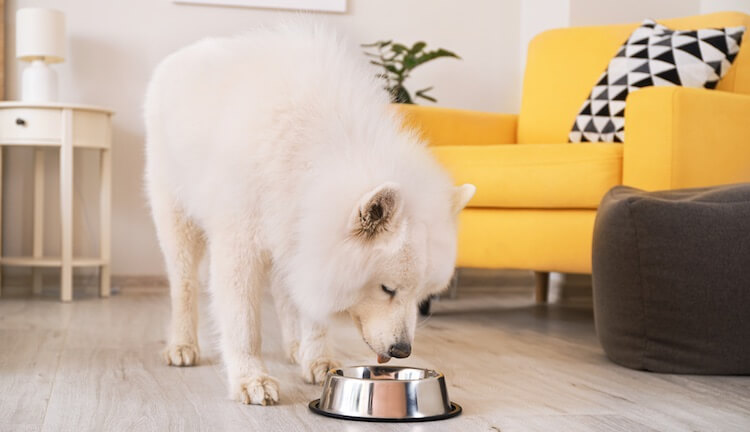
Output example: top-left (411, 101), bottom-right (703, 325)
top-left (569, 19), bottom-right (745, 143)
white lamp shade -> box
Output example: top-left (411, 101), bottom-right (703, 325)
top-left (16, 8), bottom-right (65, 63)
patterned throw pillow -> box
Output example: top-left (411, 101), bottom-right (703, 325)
top-left (569, 19), bottom-right (745, 143)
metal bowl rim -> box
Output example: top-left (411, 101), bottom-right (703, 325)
top-left (327, 365), bottom-right (445, 383)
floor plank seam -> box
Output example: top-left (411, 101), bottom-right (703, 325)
top-left (38, 311), bottom-right (73, 431)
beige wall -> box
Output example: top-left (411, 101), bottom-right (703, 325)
top-left (3, 0), bottom-right (521, 276)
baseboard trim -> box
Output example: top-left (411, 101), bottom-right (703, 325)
top-left (0, 273), bottom-right (168, 297)
top-left (112, 275), bottom-right (168, 291)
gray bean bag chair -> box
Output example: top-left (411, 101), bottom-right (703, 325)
top-left (592, 183), bottom-right (750, 374)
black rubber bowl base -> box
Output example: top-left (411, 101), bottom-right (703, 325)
top-left (308, 399), bottom-right (462, 422)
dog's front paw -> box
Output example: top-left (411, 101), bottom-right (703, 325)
top-left (163, 343), bottom-right (200, 366)
top-left (231, 374), bottom-right (280, 405)
top-left (301, 357), bottom-right (340, 384)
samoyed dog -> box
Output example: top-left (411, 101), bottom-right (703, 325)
top-left (144, 22), bottom-right (474, 405)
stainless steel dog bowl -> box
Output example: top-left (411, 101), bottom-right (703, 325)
top-left (309, 366), bottom-right (461, 422)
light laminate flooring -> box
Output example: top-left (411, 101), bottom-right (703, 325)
top-left (1, 271), bottom-right (749, 432)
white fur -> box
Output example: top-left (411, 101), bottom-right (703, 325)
top-left (144, 21), bottom-right (474, 405)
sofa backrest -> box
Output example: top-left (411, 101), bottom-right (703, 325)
top-left (517, 12), bottom-right (750, 144)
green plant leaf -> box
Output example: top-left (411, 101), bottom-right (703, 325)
top-left (384, 64), bottom-right (399, 74)
top-left (415, 87), bottom-right (437, 103)
top-left (362, 40), bottom-right (392, 50)
top-left (402, 53), bottom-right (417, 70)
top-left (435, 48), bottom-right (460, 59)
top-left (411, 48), bottom-right (460, 69)
top-left (391, 43), bottom-right (408, 53)
top-left (410, 41), bottom-right (426, 54)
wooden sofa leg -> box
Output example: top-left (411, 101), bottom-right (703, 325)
top-left (534, 271), bottom-right (550, 304)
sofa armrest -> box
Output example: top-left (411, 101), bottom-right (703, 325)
top-left (393, 104), bottom-right (518, 146)
top-left (624, 87), bottom-right (750, 190)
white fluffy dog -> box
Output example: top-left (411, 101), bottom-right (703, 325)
top-left (144, 22), bottom-right (475, 405)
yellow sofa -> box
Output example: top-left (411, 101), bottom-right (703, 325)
top-left (397, 12), bottom-right (750, 302)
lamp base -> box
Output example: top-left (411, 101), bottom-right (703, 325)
top-left (22, 60), bottom-right (58, 102)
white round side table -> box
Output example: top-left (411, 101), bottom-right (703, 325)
top-left (0, 102), bottom-right (113, 301)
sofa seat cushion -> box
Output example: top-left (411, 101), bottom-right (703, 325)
top-left (431, 143), bottom-right (623, 209)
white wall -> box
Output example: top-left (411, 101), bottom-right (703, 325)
top-left (569, 0), bottom-right (701, 26)
top-left (3, 0), bottom-right (521, 276)
top-left (519, 0), bottom-right (570, 89)
top-left (701, 0), bottom-right (750, 14)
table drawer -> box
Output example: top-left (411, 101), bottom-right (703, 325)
top-left (73, 110), bottom-right (111, 148)
top-left (0, 108), bottom-right (62, 142)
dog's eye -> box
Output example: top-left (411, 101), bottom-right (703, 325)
top-left (381, 284), bottom-right (396, 297)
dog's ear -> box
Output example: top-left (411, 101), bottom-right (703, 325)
top-left (349, 182), bottom-right (402, 240)
top-left (451, 184), bottom-right (476, 215)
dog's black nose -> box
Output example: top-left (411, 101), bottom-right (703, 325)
top-left (388, 342), bottom-right (412, 358)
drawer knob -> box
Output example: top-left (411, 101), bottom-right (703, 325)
top-left (15, 118), bottom-right (26, 126)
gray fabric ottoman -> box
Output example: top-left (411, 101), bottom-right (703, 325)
top-left (592, 183), bottom-right (750, 374)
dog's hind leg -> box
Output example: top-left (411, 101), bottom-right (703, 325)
top-left (271, 284), bottom-right (301, 364)
top-left (208, 226), bottom-right (279, 405)
top-left (149, 183), bottom-right (205, 367)
top-left (298, 318), bottom-right (340, 384)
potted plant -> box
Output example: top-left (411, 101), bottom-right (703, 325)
top-left (362, 40), bottom-right (460, 104)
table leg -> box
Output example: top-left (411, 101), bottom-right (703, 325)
top-left (33, 149), bottom-right (45, 296)
top-left (60, 110), bottom-right (74, 302)
top-left (99, 148), bottom-right (111, 297)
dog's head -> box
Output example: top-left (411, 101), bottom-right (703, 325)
top-left (345, 181), bottom-right (475, 362)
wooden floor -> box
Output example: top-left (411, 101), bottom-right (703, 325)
top-left (1, 271), bottom-right (749, 432)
